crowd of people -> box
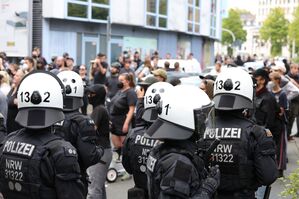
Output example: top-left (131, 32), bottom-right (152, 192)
top-left (0, 47), bottom-right (297, 199)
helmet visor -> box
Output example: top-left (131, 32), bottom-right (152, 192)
top-left (193, 102), bottom-right (215, 138)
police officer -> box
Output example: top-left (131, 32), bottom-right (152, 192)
top-left (122, 82), bottom-right (173, 199)
top-left (204, 67), bottom-right (278, 199)
top-left (146, 85), bottom-right (220, 199)
top-left (54, 71), bottom-right (104, 195)
top-left (0, 71), bottom-right (84, 198)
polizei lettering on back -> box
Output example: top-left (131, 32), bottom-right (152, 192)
top-left (203, 128), bottom-right (241, 139)
top-left (2, 141), bottom-right (35, 157)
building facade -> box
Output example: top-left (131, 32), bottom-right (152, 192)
top-left (39, 0), bottom-right (223, 68)
top-left (257, 0), bottom-right (299, 26)
top-left (254, 0), bottom-right (299, 57)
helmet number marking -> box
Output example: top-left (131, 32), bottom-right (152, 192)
top-left (74, 86), bottom-right (77, 94)
top-left (234, 81), bottom-right (240, 90)
top-left (20, 91), bottom-right (51, 103)
top-left (164, 104), bottom-right (170, 115)
top-left (145, 96), bottom-right (153, 104)
top-left (215, 80), bottom-right (241, 91)
top-left (20, 92), bottom-right (30, 103)
top-left (43, 92), bottom-right (50, 102)
top-left (215, 80), bottom-right (224, 90)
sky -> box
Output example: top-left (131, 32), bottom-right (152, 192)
top-left (226, 0), bottom-right (258, 14)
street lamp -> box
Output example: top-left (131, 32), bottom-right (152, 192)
top-left (222, 28), bottom-right (236, 43)
top-left (222, 28), bottom-right (236, 56)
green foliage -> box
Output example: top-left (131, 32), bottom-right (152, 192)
top-left (289, 6), bottom-right (299, 54)
top-left (222, 9), bottom-right (247, 45)
top-left (280, 161), bottom-right (299, 199)
top-left (260, 8), bottom-right (289, 56)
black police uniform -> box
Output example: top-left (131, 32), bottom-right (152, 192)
top-left (122, 125), bottom-right (159, 198)
top-left (146, 140), bottom-right (216, 199)
top-left (53, 111), bottom-right (104, 194)
top-left (0, 128), bottom-right (84, 199)
top-left (204, 111), bottom-right (278, 199)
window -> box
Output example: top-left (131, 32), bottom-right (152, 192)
top-left (187, 0), bottom-right (200, 34)
top-left (210, 0), bottom-right (217, 37)
top-left (146, 0), bottom-right (168, 28)
top-left (67, 0), bottom-right (109, 22)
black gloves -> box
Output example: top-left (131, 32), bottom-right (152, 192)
top-left (201, 165), bottom-right (220, 197)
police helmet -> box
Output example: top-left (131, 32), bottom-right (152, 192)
top-left (213, 67), bottom-right (253, 110)
top-left (57, 71), bottom-right (84, 111)
top-left (146, 85), bottom-right (213, 140)
top-left (143, 82), bottom-right (173, 122)
top-left (15, 71), bottom-right (65, 129)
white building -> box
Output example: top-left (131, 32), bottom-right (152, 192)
top-left (0, 0), bottom-right (224, 68)
top-left (254, 0), bottom-right (299, 57)
top-left (257, 0), bottom-right (299, 26)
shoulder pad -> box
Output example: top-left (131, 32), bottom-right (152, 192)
top-left (46, 139), bottom-right (77, 158)
top-left (72, 114), bottom-right (95, 127)
top-left (250, 125), bottom-right (269, 139)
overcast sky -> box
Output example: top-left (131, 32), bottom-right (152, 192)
top-left (227, 0), bottom-right (258, 14)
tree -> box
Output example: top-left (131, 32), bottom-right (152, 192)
top-left (222, 9), bottom-right (247, 46)
top-left (288, 6), bottom-right (299, 55)
top-left (260, 8), bottom-right (289, 56)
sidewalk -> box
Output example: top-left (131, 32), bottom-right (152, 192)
top-left (269, 137), bottom-right (299, 199)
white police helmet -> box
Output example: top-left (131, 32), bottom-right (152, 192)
top-left (143, 82), bottom-right (174, 122)
top-left (57, 71), bottom-right (84, 111)
top-left (146, 85), bottom-right (213, 140)
top-left (15, 71), bottom-right (65, 129)
top-left (213, 67), bottom-right (253, 110)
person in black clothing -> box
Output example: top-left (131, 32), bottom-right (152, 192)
top-left (120, 58), bottom-right (135, 79)
top-left (0, 71), bottom-right (84, 199)
top-left (86, 84), bottom-right (112, 199)
top-left (92, 53), bottom-right (108, 84)
top-left (234, 55), bottom-right (244, 66)
top-left (6, 69), bottom-right (26, 134)
top-left (106, 62), bottom-right (121, 99)
top-left (253, 69), bottom-right (281, 138)
top-left (133, 51), bottom-right (142, 70)
top-left (110, 73), bottom-right (137, 152)
top-left (204, 67), bottom-right (277, 199)
top-left (54, 71), bottom-right (104, 196)
top-left (122, 82), bottom-right (173, 199)
top-left (146, 85), bottom-right (220, 199)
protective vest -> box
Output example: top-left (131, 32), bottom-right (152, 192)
top-left (0, 129), bottom-right (63, 199)
top-left (146, 141), bottom-right (205, 199)
top-left (203, 115), bottom-right (256, 193)
top-left (124, 126), bottom-right (159, 190)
